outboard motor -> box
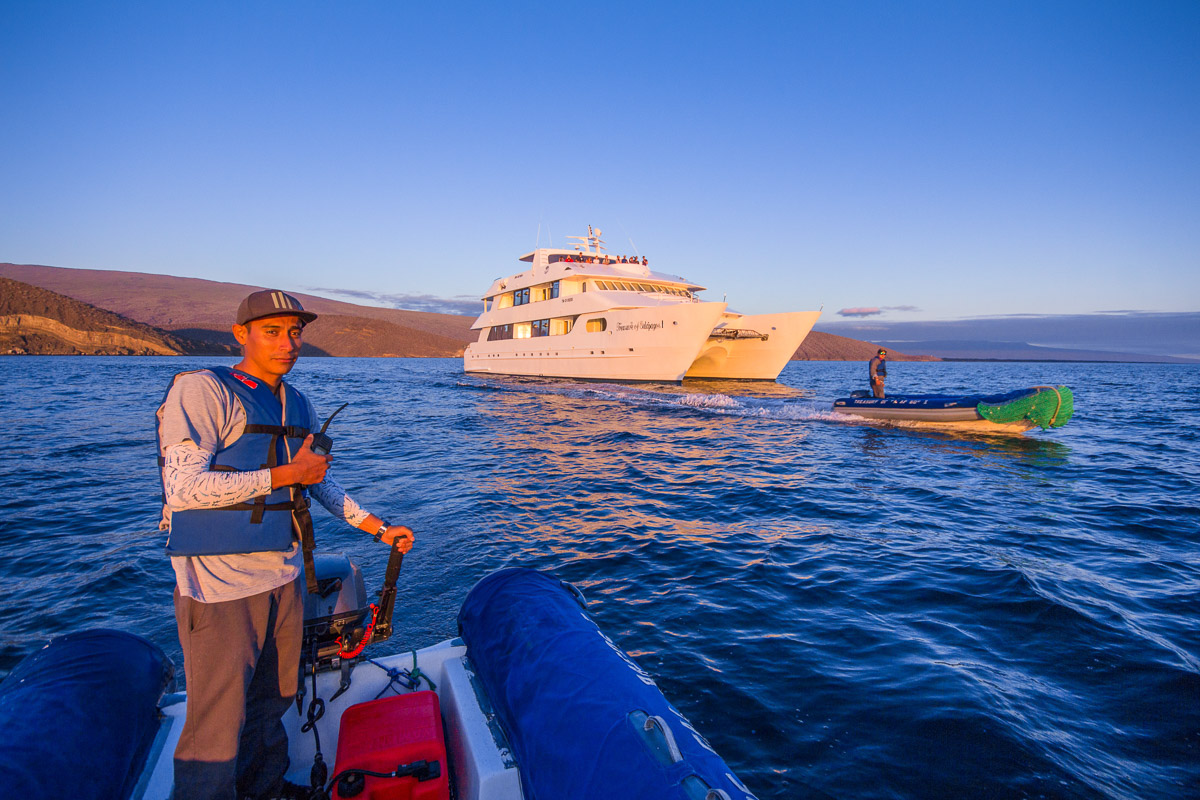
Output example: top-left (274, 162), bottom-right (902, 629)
top-left (298, 541), bottom-right (405, 795)
top-left (301, 545), bottom-right (403, 670)
top-left (303, 554), bottom-right (372, 667)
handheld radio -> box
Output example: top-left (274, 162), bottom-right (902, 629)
top-left (310, 402), bottom-right (348, 456)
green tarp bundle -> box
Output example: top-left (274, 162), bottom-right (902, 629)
top-left (978, 386), bottom-right (1074, 429)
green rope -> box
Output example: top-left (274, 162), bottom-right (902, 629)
top-left (366, 649), bottom-right (437, 698)
top-left (977, 386), bottom-right (1074, 429)
top-left (409, 649), bottom-right (436, 691)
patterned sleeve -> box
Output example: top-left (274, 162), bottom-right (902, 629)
top-left (309, 473), bottom-right (371, 528)
top-left (162, 441), bottom-right (272, 511)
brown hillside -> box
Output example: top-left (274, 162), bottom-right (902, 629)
top-left (0, 263), bottom-right (476, 357)
top-left (1, 262), bottom-right (934, 361)
top-left (0, 277), bottom-right (235, 356)
top-left (793, 330), bottom-right (939, 362)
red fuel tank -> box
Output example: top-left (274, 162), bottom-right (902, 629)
top-left (332, 691), bottom-right (450, 800)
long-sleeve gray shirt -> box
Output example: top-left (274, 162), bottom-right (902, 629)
top-left (157, 369), bottom-right (372, 603)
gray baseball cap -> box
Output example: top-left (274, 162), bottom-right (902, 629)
top-left (235, 289), bottom-right (318, 326)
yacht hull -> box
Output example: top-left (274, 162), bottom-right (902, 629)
top-left (464, 302), bottom-right (727, 381)
top-left (685, 310), bottom-right (821, 380)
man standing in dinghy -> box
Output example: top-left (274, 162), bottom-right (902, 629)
top-left (869, 347), bottom-right (888, 398)
top-left (156, 289), bottom-right (414, 800)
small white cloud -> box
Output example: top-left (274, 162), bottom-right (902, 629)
top-left (306, 286), bottom-right (480, 316)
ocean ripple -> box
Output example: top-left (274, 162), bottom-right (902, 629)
top-left (0, 357), bottom-right (1197, 798)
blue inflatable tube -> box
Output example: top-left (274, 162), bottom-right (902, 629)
top-left (0, 629), bottom-right (174, 800)
top-left (458, 567), bottom-right (757, 800)
top-left (834, 387), bottom-right (1037, 411)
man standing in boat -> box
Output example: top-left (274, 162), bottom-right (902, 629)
top-left (156, 289), bottom-right (414, 800)
top-left (869, 347), bottom-right (888, 398)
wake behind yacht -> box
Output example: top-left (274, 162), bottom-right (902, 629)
top-left (463, 226), bottom-right (820, 382)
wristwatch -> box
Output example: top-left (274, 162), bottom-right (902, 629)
top-left (373, 523), bottom-right (390, 542)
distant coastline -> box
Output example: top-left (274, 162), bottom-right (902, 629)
top-left (3, 262), bottom-right (1193, 363)
top-left (0, 264), bottom-right (932, 362)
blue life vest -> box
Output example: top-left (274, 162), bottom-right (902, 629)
top-left (159, 366), bottom-right (314, 557)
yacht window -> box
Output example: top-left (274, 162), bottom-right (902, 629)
top-left (551, 318), bottom-right (573, 335)
top-left (514, 322), bottom-right (532, 338)
top-left (513, 288), bottom-right (531, 306)
top-left (551, 280), bottom-right (560, 299)
top-left (532, 319), bottom-right (550, 337)
top-left (487, 324), bottom-right (513, 341)
top-left (585, 318), bottom-right (607, 333)
top-left (497, 293), bottom-right (514, 309)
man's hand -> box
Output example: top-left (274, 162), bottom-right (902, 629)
top-left (272, 434), bottom-right (330, 488)
top-left (379, 525), bottom-right (415, 554)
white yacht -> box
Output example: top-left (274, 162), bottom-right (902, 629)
top-left (463, 226), bottom-right (821, 382)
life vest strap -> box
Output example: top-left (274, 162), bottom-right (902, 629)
top-left (243, 424), bottom-right (310, 438)
top-left (206, 501), bottom-right (297, 513)
top-left (292, 496), bottom-right (320, 595)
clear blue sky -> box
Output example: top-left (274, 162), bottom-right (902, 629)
top-left (3, 2), bottom-right (1198, 333)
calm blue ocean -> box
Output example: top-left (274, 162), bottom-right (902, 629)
top-left (1, 356), bottom-right (1197, 799)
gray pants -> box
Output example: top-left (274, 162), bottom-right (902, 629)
top-left (872, 379), bottom-right (885, 398)
top-left (173, 579), bottom-right (303, 800)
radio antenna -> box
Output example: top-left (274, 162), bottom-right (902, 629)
top-left (320, 403), bottom-right (348, 435)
